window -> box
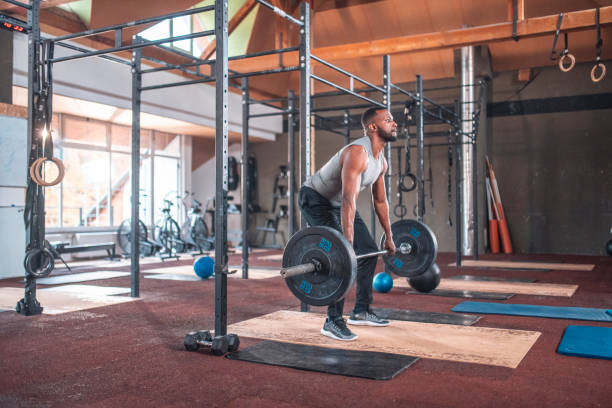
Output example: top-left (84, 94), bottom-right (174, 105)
top-left (141, 14), bottom-right (195, 55)
top-left (46, 113), bottom-right (183, 230)
top-left (138, 1), bottom-right (259, 58)
top-left (62, 147), bottom-right (109, 227)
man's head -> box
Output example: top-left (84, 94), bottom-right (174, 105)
top-left (361, 107), bottom-right (398, 142)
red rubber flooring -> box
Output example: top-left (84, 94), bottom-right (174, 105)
top-left (1, 251), bottom-right (611, 407)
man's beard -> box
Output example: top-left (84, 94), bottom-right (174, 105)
top-left (380, 129), bottom-right (398, 142)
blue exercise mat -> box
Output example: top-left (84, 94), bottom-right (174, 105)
top-left (451, 302), bottom-right (612, 322)
top-left (558, 325), bottom-right (612, 360)
top-left (607, 310), bottom-right (612, 317)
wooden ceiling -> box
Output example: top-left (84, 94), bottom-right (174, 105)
top-left (5, 0), bottom-right (612, 99)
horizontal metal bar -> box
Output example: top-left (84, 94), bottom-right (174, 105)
top-left (313, 113), bottom-right (345, 128)
top-left (140, 78), bottom-right (211, 91)
top-left (404, 141), bottom-right (472, 148)
top-left (140, 58), bottom-right (214, 74)
top-left (311, 74), bottom-right (386, 109)
top-left (255, 0), bottom-right (303, 26)
top-left (311, 54), bottom-right (385, 94)
top-left (50, 5), bottom-right (215, 43)
top-left (52, 41), bottom-right (131, 65)
top-left (422, 94), bottom-right (457, 117)
top-left (140, 66), bottom-right (300, 91)
top-left (313, 124), bottom-right (346, 137)
top-left (228, 46), bottom-right (300, 62)
top-left (50, 30), bottom-right (214, 64)
top-left (230, 65), bottom-right (300, 79)
top-left (390, 83), bottom-right (415, 98)
top-left (247, 97), bottom-right (287, 111)
top-left (248, 87), bottom-right (380, 105)
top-left (249, 110), bottom-right (292, 118)
top-left (248, 96), bottom-right (290, 104)
top-left (310, 100), bottom-right (402, 113)
top-left (154, 42), bottom-right (202, 61)
top-left (391, 83), bottom-right (457, 118)
top-left (2, 0), bottom-right (30, 10)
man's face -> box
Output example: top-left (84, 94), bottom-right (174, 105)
top-left (372, 110), bottom-right (398, 142)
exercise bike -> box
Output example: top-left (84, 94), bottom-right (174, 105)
top-left (180, 192), bottom-right (214, 253)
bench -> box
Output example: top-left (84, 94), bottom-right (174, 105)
top-left (51, 242), bottom-right (117, 260)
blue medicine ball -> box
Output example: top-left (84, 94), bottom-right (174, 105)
top-left (373, 272), bottom-right (393, 293)
top-left (194, 256), bottom-right (214, 279)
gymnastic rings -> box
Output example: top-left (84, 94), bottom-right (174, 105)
top-left (398, 173), bottom-right (417, 193)
top-left (29, 157), bottom-right (65, 187)
top-left (558, 53), bottom-right (575, 72)
top-left (393, 204), bottom-right (407, 219)
top-left (23, 248), bottom-right (55, 278)
top-left (591, 63), bottom-right (606, 83)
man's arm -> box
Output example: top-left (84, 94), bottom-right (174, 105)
top-left (340, 146), bottom-right (368, 244)
top-left (372, 158), bottom-right (396, 254)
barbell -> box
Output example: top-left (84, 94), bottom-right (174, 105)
top-left (280, 219), bottom-right (438, 306)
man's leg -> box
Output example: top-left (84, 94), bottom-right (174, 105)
top-left (347, 211), bottom-right (390, 327)
top-left (298, 187), bottom-right (357, 340)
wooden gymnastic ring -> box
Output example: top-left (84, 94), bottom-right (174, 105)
top-left (558, 54), bottom-right (575, 72)
top-left (29, 157), bottom-right (65, 187)
top-left (590, 63), bottom-right (606, 83)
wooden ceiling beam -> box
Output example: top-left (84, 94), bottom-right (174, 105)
top-left (313, 0), bottom-right (387, 13)
top-left (228, 6), bottom-right (612, 72)
top-left (199, 0), bottom-right (258, 60)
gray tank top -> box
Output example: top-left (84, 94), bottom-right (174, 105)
top-left (304, 136), bottom-right (384, 207)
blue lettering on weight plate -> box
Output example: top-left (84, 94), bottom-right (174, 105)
top-left (393, 258), bottom-right (403, 269)
top-left (319, 238), bottom-right (332, 252)
top-left (300, 280), bottom-right (313, 294)
top-left (410, 227), bottom-right (421, 238)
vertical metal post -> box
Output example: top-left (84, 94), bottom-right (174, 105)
top-left (214, 0), bottom-right (229, 336)
top-left (106, 123), bottom-right (112, 226)
top-left (288, 90), bottom-right (296, 237)
top-left (299, 2), bottom-right (310, 229)
top-left (415, 75), bottom-right (425, 222)
top-left (460, 46), bottom-right (475, 256)
top-left (454, 100), bottom-right (462, 267)
top-left (241, 77), bottom-right (249, 279)
top-left (383, 55), bottom-right (392, 204)
top-left (298, 2), bottom-right (310, 313)
top-left (20, 0), bottom-right (43, 315)
top-left (130, 38), bottom-right (142, 298)
top-left (58, 114), bottom-right (63, 227)
top-left (343, 110), bottom-right (350, 146)
top-left (472, 130), bottom-right (478, 259)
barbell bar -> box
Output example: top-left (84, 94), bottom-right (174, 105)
top-left (280, 247), bottom-right (412, 279)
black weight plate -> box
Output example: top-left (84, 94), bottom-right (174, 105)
top-left (282, 226), bottom-right (356, 306)
top-left (381, 219), bottom-right (438, 278)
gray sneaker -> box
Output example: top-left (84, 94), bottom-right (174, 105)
top-left (347, 310), bottom-right (390, 327)
top-left (321, 317), bottom-right (358, 341)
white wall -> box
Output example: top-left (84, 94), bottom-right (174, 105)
top-left (12, 34), bottom-right (282, 140)
top-left (0, 115), bottom-right (27, 278)
top-left (191, 143), bottom-right (243, 245)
